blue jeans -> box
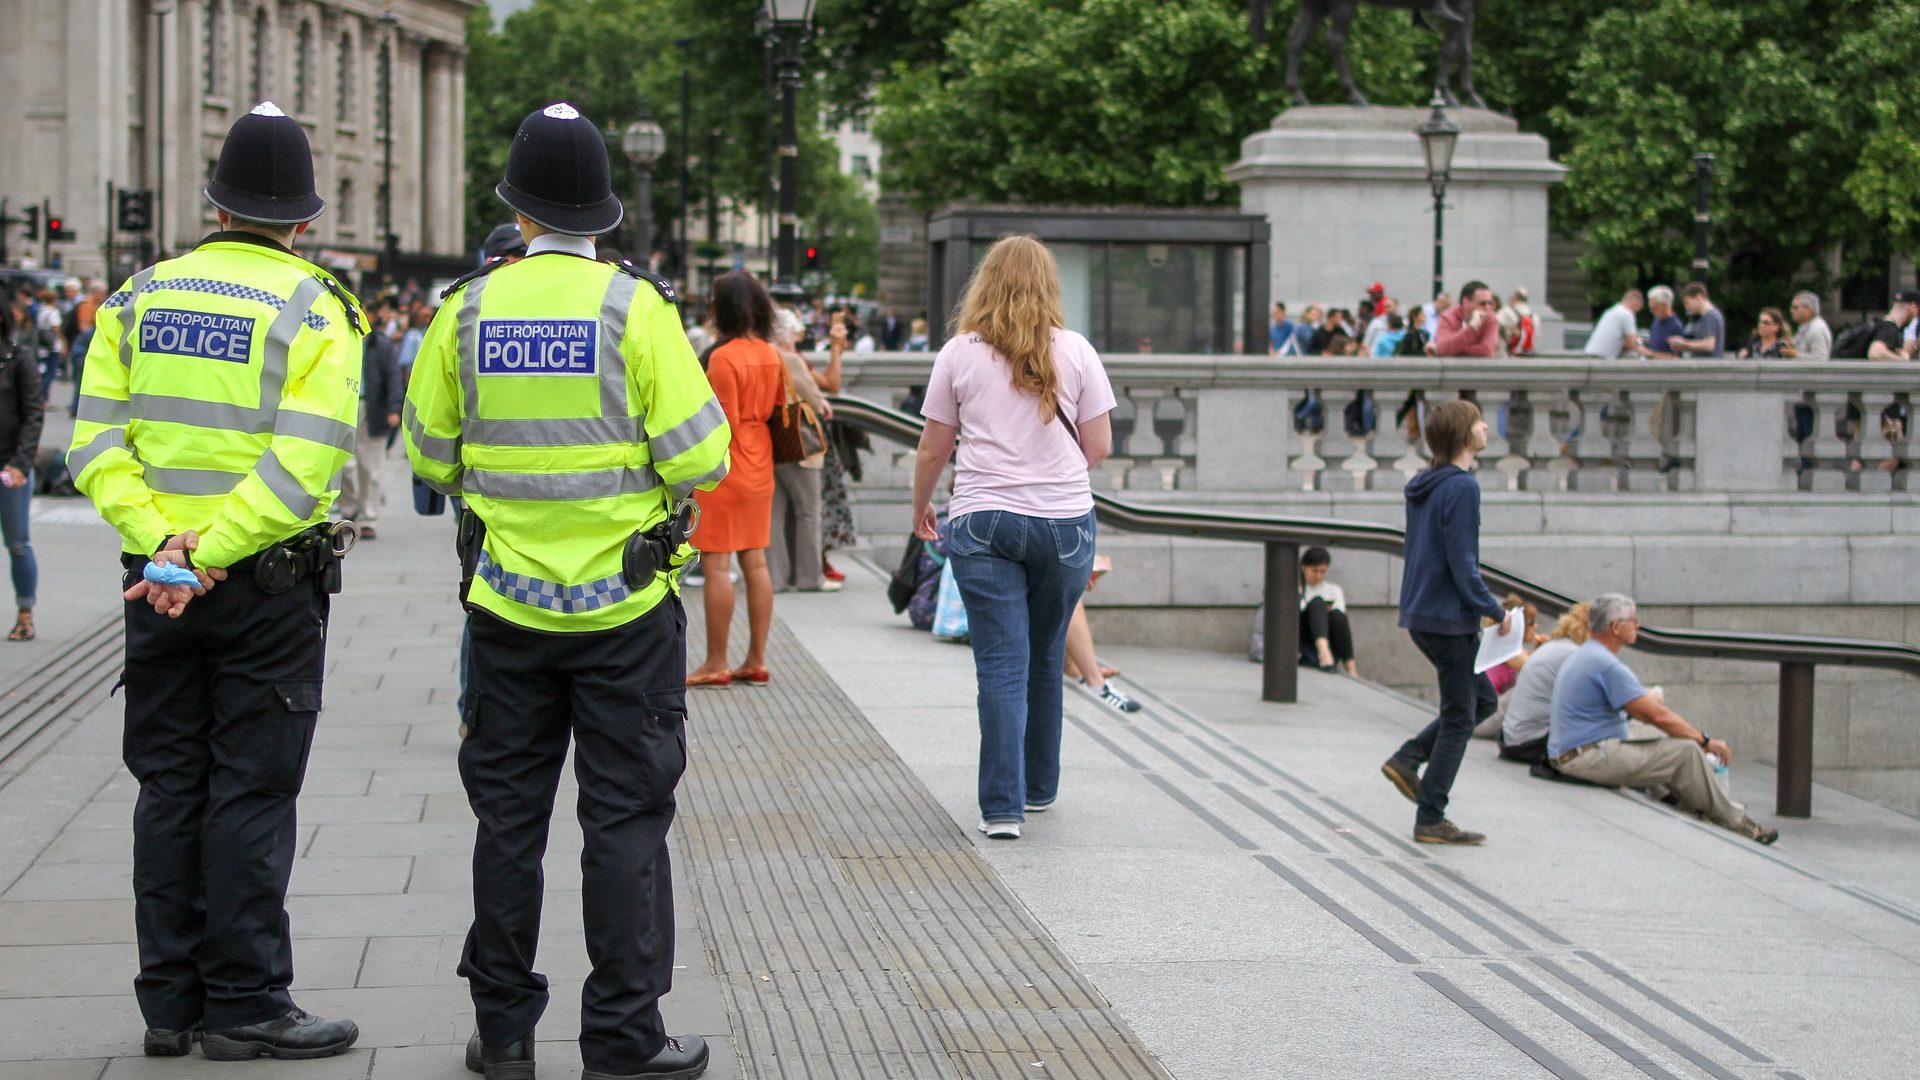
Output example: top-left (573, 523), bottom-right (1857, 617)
top-left (947, 509), bottom-right (1095, 823)
top-left (1397, 630), bottom-right (1497, 826)
top-left (0, 472), bottom-right (37, 610)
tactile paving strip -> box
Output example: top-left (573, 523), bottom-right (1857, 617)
top-left (678, 611), bottom-right (1172, 1080)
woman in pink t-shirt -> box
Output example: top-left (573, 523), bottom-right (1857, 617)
top-left (911, 236), bottom-right (1117, 840)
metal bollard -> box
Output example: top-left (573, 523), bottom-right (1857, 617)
top-left (1776, 661), bottom-right (1814, 817)
top-left (1262, 542), bottom-right (1300, 704)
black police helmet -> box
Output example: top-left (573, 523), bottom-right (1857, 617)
top-left (495, 102), bottom-right (622, 237)
top-left (204, 102), bottom-right (325, 224)
top-left (480, 223), bottom-right (526, 265)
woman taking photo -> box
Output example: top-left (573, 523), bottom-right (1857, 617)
top-left (1737, 307), bottom-right (1790, 359)
top-left (911, 236), bottom-right (1116, 840)
top-left (688, 273), bottom-right (785, 688)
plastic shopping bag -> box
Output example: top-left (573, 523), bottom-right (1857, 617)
top-left (931, 561), bottom-right (968, 640)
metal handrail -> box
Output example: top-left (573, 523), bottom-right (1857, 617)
top-left (827, 394), bottom-right (1920, 816)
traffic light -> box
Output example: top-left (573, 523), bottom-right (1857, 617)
top-left (22, 205), bottom-right (38, 242)
top-left (47, 214), bottom-right (74, 242)
top-left (118, 189), bottom-right (154, 232)
top-left (803, 245), bottom-right (820, 270)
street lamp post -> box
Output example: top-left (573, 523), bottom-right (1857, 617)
top-left (1691, 152), bottom-right (1714, 290)
top-left (674, 37), bottom-right (693, 283)
top-left (622, 109), bottom-right (666, 267)
top-left (378, 7), bottom-right (399, 282)
top-left (762, 0), bottom-right (815, 305)
top-left (1417, 96), bottom-right (1461, 302)
top-left (152, 0), bottom-right (175, 260)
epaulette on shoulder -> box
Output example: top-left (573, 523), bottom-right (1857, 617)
top-left (313, 273), bottom-right (365, 336)
top-left (441, 256), bottom-right (509, 302)
top-left (612, 260), bottom-right (680, 306)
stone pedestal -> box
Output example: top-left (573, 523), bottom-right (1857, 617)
top-left (1227, 105), bottom-right (1567, 348)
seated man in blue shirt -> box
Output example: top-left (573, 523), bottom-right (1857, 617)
top-left (1548, 594), bottom-right (1779, 844)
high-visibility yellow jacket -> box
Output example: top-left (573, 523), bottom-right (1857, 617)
top-left (68, 232), bottom-right (365, 568)
top-left (404, 253), bottom-right (729, 633)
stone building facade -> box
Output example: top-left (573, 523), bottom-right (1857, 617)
top-left (0, 0), bottom-right (473, 281)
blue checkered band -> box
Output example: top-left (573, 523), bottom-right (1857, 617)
top-left (114, 277), bottom-right (330, 331)
top-left (475, 550), bottom-right (631, 614)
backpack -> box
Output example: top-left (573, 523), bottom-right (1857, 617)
top-left (1830, 320), bottom-right (1879, 359)
top-left (1512, 313), bottom-right (1536, 354)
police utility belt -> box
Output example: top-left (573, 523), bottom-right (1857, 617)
top-left (456, 501), bottom-right (700, 607)
top-left (253, 521), bottom-right (355, 595)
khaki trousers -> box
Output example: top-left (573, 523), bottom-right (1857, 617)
top-left (337, 409), bottom-right (383, 526)
top-left (1558, 736), bottom-right (1750, 832)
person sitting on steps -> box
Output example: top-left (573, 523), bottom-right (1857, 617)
top-left (1299, 547), bottom-right (1357, 675)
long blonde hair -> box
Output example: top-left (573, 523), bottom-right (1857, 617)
top-left (953, 235), bottom-right (1067, 421)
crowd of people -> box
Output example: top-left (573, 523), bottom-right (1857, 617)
top-left (1270, 280), bottom-right (1539, 360)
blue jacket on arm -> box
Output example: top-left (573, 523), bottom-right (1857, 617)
top-left (1398, 464), bottom-right (1506, 634)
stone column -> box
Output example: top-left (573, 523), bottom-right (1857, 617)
top-left (1198, 388), bottom-right (1293, 491)
top-left (1694, 391), bottom-right (1789, 492)
top-left (421, 45), bottom-right (454, 254)
top-left (448, 47), bottom-right (467, 254)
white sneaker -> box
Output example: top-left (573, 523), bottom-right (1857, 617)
top-left (1024, 799), bottom-right (1055, 813)
top-left (978, 819), bottom-right (1021, 840)
top-left (818, 579), bottom-right (843, 592)
top-left (1098, 685), bottom-right (1141, 714)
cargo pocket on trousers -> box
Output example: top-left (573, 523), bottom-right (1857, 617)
top-left (257, 679), bottom-right (323, 794)
top-left (642, 688), bottom-right (690, 804)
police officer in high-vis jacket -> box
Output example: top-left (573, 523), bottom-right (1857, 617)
top-left (405, 102), bottom-right (728, 1080)
top-left (69, 103), bottom-right (362, 1061)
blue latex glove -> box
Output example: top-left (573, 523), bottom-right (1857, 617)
top-left (143, 560), bottom-right (202, 587)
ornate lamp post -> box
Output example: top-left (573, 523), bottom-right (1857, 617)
top-left (378, 6), bottom-right (399, 281)
top-left (152, 0), bottom-right (175, 259)
top-left (1417, 96), bottom-right (1461, 302)
top-left (622, 108), bottom-right (667, 265)
top-left (762, 0), bottom-right (815, 305)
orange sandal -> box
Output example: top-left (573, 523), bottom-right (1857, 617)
top-left (686, 670), bottom-right (733, 689)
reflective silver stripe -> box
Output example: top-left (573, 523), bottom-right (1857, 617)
top-left (260, 277), bottom-right (326, 409)
top-left (274, 410), bottom-right (357, 452)
top-left (596, 273), bottom-right (638, 419)
top-left (75, 394), bottom-right (131, 426)
top-left (255, 449), bottom-right (321, 518)
top-left (668, 457), bottom-right (730, 501)
top-left (649, 398), bottom-right (727, 461)
top-left (464, 465), bottom-right (662, 501)
top-left (66, 427), bottom-right (126, 478)
top-left (130, 394), bottom-right (271, 433)
top-left (454, 276), bottom-right (491, 420)
top-left (475, 549), bottom-right (632, 614)
top-left (141, 464), bottom-right (247, 497)
top-left (421, 469), bottom-right (465, 497)
top-left (405, 400), bottom-right (460, 464)
top-left (462, 414), bottom-right (641, 447)
top-left (117, 268), bottom-right (157, 371)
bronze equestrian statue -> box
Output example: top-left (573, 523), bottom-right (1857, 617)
top-left (1254, 0), bottom-right (1487, 110)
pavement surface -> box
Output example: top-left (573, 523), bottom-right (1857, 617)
top-left (0, 436), bottom-right (1916, 1079)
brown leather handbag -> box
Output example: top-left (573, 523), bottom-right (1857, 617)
top-left (767, 355), bottom-right (826, 465)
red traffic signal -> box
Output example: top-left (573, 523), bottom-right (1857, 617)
top-left (803, 245), bottom-right (820, 269)
top-left (46, 217), bottom-right (61, 234)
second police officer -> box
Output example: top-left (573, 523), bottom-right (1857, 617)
top-left (68, 102), bottom-right (363, 1061)
top-left (405, 102), bottom-right (729, 1080)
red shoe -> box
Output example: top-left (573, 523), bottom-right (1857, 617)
top-left (729, 667), bottom-right (770, 685)
top-left (822, 557), bottom-right (847, 583)
top-left (686, 670), bottom-right (733, 689)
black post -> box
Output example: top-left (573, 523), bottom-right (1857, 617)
top-left (676, 38), bottom-right (693, 282)
top-left (1431, 182), bottom-right (1446, 301)
top-left (1262, 541), bottom-right (1300, 704)
top-left (1691, 152), bottom-right (1713, 290)
top-left (705, 127), bottom-right (719, 287)
top-left (378, 19), bottom-right (398, 282)
top-left (0, 198), bottom-right (10, 266)
top-left (632, 165), bottom-right (653, 269)
top-left (769, 24), bottom-right (806, 305)
top-left (1777, 661), bottom-right (1814, 818)
top-left (155, 3), bottom-right (168, 259)
top-left (105, 181), bottom-right (116, 278)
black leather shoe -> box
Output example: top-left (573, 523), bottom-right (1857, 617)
top-left (202, 1009), bottom-right (358, 1060)
top-left (144, 1025), bottom-right (200, 1056)
top-left (466, 1031), bottom-right (536, 1079)
top-left (582, 1033), bottom-right (710, 1079)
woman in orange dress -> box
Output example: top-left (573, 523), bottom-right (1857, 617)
top-left (688, 272), bottom-right (786, 687)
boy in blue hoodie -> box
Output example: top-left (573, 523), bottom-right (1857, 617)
top-left (1381, 398), bottom-right (1514, 845)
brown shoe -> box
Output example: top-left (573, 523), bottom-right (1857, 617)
top-left (1380, 757), bottom-right (1420, 803)
top-left (1414, 819), bottom-right (1486, 845)
top-left (1739, 819), bottom-right (1780, 846)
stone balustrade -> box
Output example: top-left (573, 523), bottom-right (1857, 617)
top-left (838, 354), bottom-right (1918, 495)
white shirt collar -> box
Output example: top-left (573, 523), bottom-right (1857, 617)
top-left (525, 233), bottom-right (597, 259)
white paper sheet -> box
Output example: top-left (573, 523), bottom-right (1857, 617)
top-left (1473, 607), bottom-right (1525, 674)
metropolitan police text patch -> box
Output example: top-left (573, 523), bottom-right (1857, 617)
top-left (140, 309), bottom-right (255, 363)
top-left (478, 320), bottom-right (598, 375)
